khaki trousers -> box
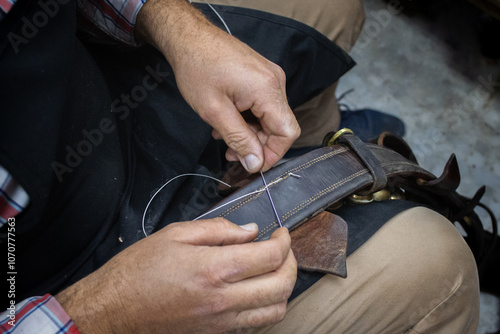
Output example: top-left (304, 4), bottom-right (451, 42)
top-left (198, 1), bottom-right (480, 332)
top-left (254, 207), bottom-right (480, 334)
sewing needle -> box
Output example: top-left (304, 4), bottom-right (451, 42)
top-left (260, 171), bottom-right (282, 227)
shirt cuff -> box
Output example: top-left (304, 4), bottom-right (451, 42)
top-left (0, 294), bottom-right (80, 334)
top-left (77, 0), bottom-right (146, 46)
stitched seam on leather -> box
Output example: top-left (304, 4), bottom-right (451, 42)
top-left (281, 169), bottom-right (368, 222)
top-left (381, 161), bottom-right (413, 167)
top-left (255, 169), bottom-right (368, 240)
top-left (218, 147), bottom-right (349, 218)
top-left (254, 222), bottom-right (280, 241)
top-left (253, 155), bottom-right (422, 239)
top-left (284, 147), bottom-right (349, 176)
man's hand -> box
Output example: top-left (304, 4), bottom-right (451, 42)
top-left (136, 0), bottom-right (300, 173)
top-left (56, 219), bottom-right (297, 333)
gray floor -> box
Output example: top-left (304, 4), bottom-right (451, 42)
top-left (337, 0), bottom-right (500, 332)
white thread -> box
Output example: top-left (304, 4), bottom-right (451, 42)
top-left (194, 177), bottom-right (283, 221)
top-left (143, 171), bottom-right (299, 236)
top-left (142, 173), bottom-right (231, 237)
top-left (260, 171), bottom-right (282, 227)
top-left (204, 1), bottom-right (232, 35)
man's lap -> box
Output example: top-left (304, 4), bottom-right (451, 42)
top-left (253, 207), bottom-right (480, 333)
top-left (92, 4), bottom-right (479, 332)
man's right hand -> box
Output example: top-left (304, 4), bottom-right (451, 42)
top-left (136, 0), bottom-right (301, 174)
top-left (56, 219), bottom-right (297, 333)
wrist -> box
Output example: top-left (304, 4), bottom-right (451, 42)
top-left (55, 269), bottom-right (124, 334)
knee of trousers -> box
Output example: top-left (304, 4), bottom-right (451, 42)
top-left (377, 207), bottom-right (480, 331)
top-left (203, 0), bottom-right (365, 51)
top-left (284, 0), bottom-right (366, 50)
top-left (305, 0), bottom-right (366, 50)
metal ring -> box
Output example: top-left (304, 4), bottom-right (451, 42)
top-left (327, 128), bottom-right (354, 146)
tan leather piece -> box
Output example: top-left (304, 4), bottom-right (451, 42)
top-left (290, 212), bottom-right (348, 278)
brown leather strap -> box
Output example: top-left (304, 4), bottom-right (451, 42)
top-left (200, 143), bottom-right (435, 241)
top-left (200, 133), bottom-right (491, 278)
top-left (337, 133), bottom-right (387, 194)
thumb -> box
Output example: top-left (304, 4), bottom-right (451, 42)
top-left (170, 218), bottom-right (259, 246)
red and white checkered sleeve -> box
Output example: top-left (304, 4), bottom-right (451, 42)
top-left (0, 294), bottom-right (80, 334)
top-left (0, 166), bottom-right (29, 227)
top-left (76, 0), bottom-right (146, 45)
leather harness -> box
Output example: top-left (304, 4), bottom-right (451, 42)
top-left (201, 131), bottom-right (493, 278)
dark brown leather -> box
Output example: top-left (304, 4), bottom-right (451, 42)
top-left (337, 133), bottom-right (387, 194)
top-left (291, 211), bottom-right (348, 278)
top-left (373, 131), bottom-right (418, 164)
top-left (200, 143), bottom-right (434, 242)
top-left (200, 133), bottom-right (492, 278)
top-left (417, 154), bottom-right (460, 193)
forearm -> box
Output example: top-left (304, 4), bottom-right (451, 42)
top-left (135, 0), bottom-right (220, 71)
top-left (55, 271), bottom-right (116, 333)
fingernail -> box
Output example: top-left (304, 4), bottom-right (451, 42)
top-left (240, 223), bottom-right (258, 231)
top-left (242, 154), bottom-right (260, 172)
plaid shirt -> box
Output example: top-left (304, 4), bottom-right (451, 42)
top-left (0, 166), bottom-right (29, 226)
top-left (0, 0), bottom-right (145, 45)
top-left (0, 1), bottom-right (146, 332)
top-left (0, 295), bottom-right (80, 334)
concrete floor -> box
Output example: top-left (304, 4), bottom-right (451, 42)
top-left (337, 0), bottom-right (500, 332)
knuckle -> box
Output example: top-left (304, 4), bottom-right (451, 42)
top-left (274, 275), bottom-right (294, 302)
top-left (271, 303), bottom-right (287, 323)
top-left (202, 266), bottom-right (224, 289)
top-left (247, 309), bottom-right (270, 328)
top-left (263, 69), bottom-right (282, 89)
top-left (224, 131), bottom-right (253, 153)
top-left (277, 303), bottom-right (287, 322)
top-left (211, 218), bottom-right (241, 237)
top-left (267, 245), bottom-right (285, 270)
top-left (199, 101), bottom-right (222, 124)
top-left (164, 222), bottom-right (185, 239)
top-left (289, 253), bottom-right (298, 273)
top-left (282, 118), bottom-right (301, 141)
top-left (209, 295), bottom-right (232, 315)
top-left (202, 264), bottom-right (226, 289)
top-left (284, 275), bottom-right (295, 298)
top-left (256, 63), bottom-right (284, 90)
top-left (194, 294), bottom-right (231, 317)
top-left (291, 122), bottom-right (301, 140)
top-left (211, 217), bottom-right (232, 228)
top-left (273, 64), bottom-right (287, 84)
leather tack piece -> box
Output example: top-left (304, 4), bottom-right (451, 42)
top-left (200, 133), bottom-right (489, 279)
top-left (338, 134), bottom-right (388, 194)
top-left (290, 212), bottom-right (348, 278)
top-left (374, 131), bottom-right (418, 164)
top-left (201, 144), bottom-right (435, 243)
top-left (417, 154), bottom-right (460, 193)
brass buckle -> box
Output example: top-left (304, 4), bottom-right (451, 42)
top-left (348, 189), bottom-right (404, 205)
top-left (327, 128), bottom-right (354, 147)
